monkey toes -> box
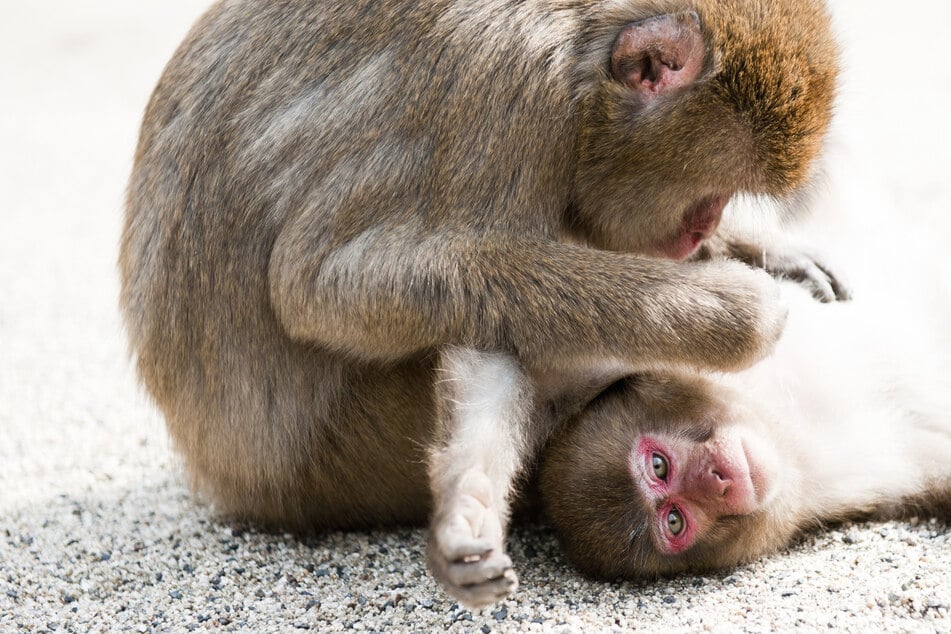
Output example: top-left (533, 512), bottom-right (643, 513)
top-left (427, 471), bottom-right (518, 609)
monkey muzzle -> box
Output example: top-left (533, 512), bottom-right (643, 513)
top-left (655, 194), bottom-right (729, 260)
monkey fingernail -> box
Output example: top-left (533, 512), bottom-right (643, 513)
top-left (456, 545), bottom-right (494, 563)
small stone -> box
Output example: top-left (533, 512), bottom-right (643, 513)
top-left (492, 605), bottom-right (508, 621)
top-left (169, 590), bottom-right (184, 600)
top-left (663, 595), bottom-right (677, 604)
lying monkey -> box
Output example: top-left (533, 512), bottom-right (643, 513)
top-left (121, 0), bottom-right (847, 607)
top-left (539, 218), bottom-right (951, 579)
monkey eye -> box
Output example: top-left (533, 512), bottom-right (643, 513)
top-left (651, 453), bottom-right (669, 481)
top-left (666, 508), bottom-right (685, 536)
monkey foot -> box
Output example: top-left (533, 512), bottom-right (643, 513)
top-left (427, 470), bottom-right (518, 609)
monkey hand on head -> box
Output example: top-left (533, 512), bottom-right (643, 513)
top-left (121, 0), bottom-right (842, 608)
top-left (539, 252), bottom-right (949, 581)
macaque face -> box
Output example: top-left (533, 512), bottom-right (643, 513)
top-left (540, 376), bottom-right (794, 580)
top-left (574, 1), bottom-right (838, 256)
top-left (631, 425), bottom-right (774, 555)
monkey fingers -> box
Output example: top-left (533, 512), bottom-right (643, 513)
top-left (447, 568), bottom-right (518, 610)
top-left (428, 545), bottom-right (517, 609)
top-left (761, 251), bottom-right (852, 303)
top-left (784, 257), bottom-right (852, 303)
top-left (428, 490), bottom-right (517, 609)
top-left (718, 240), bottom-right (853, 303)
top-left (447, 552), bottom-right (513, 586)
top-left (435, 491), bottom-right (503, 560)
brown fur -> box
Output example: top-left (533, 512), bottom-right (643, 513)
top-left (120, 0), bottom-right (839, 605)
top-left (538, 375), bottom-right (800, 579)
top-left (539, 369), bottom-right (951, 581)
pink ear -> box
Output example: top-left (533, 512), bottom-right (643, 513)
top-left (611, 12), bottom-right (705, 103)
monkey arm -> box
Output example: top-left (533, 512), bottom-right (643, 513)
top-left (269, 220), bottom-right (786, 371)
top-left (424, 346), bottom-right (532, 608)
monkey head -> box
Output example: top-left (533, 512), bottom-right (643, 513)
top-left (539, 374), bottom-right (800, 580)
top-left (572, 0), bottom-right (838, 257)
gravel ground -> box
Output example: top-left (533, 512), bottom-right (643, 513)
top-left (1, 2), bottom-right (949, 632)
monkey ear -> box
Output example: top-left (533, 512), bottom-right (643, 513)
top-left (611, 12), bottom-right (705, 103)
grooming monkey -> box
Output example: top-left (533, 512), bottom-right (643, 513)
top-left (121, 0), bottom-right (846, 607)
top-left (539, 195), bottom-right (951, 580)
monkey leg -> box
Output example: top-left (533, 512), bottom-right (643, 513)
top-left (426, 346), bottom-right (537, 609)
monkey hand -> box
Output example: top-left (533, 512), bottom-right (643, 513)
top-left (674, 260), bottom-right (788, 372)
top-left (753, 248), bottom-right (852, 303)
top-left (427, 470), bottom-right (518, 610)
top-left (701, 238), bottom-right (852, 303)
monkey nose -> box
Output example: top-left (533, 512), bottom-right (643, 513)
top-left (703, 469), bottom-right (731, 497)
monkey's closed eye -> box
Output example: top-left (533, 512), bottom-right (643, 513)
top-left (652, 453), bottom-right (669, 480)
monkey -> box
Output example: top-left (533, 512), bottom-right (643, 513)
top-left (538, 210), bottom-right (951, 581)
top-left (120, 0), bottom-right (845, 608)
